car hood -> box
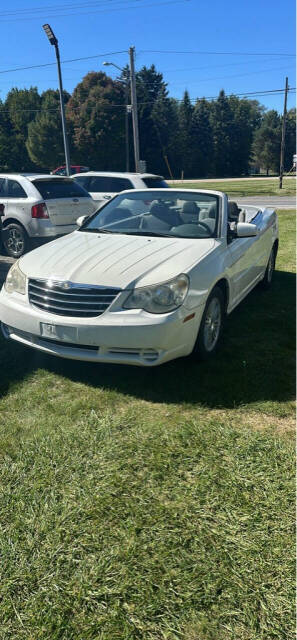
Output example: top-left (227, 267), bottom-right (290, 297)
top-left (20, 231), bottom-right (215, 289)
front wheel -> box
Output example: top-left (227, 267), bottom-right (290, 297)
top-left (192, 287), bottom-right (224, 361)
top-left (260, 245), bottom-right (277, 290)
top-left (2, 223), bottom-right (28, 258)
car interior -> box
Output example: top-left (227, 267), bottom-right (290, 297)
top-left (96, 196), bottom-right (220, 237)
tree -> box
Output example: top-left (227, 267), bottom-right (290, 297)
top-left (4, 87), bottom-right (41, 171)
top-left (178, 90), bottom-right (194, 176)
top-left (284, 108), bottom-right (296, 171)
top-left (210, 90), bottom-right (234, 177)
top-left (27, 90), bottom-right (71, 169)
top-left (135, 65), bottom-right (173, 174)
top-left (66, 72), bottom-right (126, 170)
top-left (0, 101), bottom-right (13, 171)
top-left (228, 96), bottom-right (263, 176)
top-left (252, 110), bottom-right (281, 175)
top-left (190, 98), bottom-right (214, 177)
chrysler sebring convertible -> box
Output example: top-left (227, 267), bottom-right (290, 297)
top-left (0, 189), bottom-right (278, 366)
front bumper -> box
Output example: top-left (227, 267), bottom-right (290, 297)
top-left (0, 289), bottom-right (203, 366)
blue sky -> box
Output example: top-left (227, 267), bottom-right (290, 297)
top-left (0, 0), bottom-right (295, 112)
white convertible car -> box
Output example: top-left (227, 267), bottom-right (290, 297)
top-left (0, 189), bottom-right (278, 366)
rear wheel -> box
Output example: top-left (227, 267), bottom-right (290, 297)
top-left (3, 223), bottom-right (28, 258)
top-left (260, 245), bottom-right (277, 290)
top-left (192, 286), bottom-right (224, 361)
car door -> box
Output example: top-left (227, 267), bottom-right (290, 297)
top-left (87, 176), bottom-right (114, 208)
top-left (5, 178), bottom-right (29, 219)
top-left (88, 176), bottom-right (134, 209)
top-left (227, 233), bottom-right (260, 306)
top-left (0, 178), bottom-right (8, 220)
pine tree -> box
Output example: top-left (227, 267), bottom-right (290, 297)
top-left (210, 90), bottom-right (234, 177)
top-left (66, 72), bottom-right (126, 170)
top-left (191, 98), bottom-right (214, 177)
top-left (136, 65), bottom-right (171, 173)
top-left (178, 90), bottom-right (194, 177)
top-left (252, 110), bottom-right (281, 175)
top-left (284, 108), bottom-right (296, 171)
top-left (27, 90), bottom-right (70, 169)
top-left (5, 87), bottom-right (41, 170)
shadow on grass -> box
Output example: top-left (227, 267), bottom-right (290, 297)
top-left (0, 270), bottom-right (295, 409)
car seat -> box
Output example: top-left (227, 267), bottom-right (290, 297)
top-left (181, 201), bottom-right (200, 224)
top-left (141, 202), bottom-right (177, 231)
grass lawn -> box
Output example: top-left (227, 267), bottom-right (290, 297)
top-left (0, 210), bottom-right (295, 639)
top-left (169, 178), bottom-right (296, 197)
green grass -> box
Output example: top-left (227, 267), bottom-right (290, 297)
top-left (169, 178), bottom-right (296, 197)
top-left (0, 210), bottom-right (295, 639)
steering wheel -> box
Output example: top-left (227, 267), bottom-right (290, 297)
top-left (196, 220), bottom-right (213, 234)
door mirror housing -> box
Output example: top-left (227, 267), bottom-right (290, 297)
top-left (76, 215), bottom-right (89, 227)
top-left (234, 222), bottom-right (258, 238)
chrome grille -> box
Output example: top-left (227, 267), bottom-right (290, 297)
top-left (28, 279), bottom-right (121, 318)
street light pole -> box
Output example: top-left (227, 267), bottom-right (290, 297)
top-left (42, 24), bottom-right (71, 176)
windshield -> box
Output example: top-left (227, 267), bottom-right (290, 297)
top-left (80, 191), bottom-right (220, 239)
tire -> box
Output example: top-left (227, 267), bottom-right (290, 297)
top-left (192, 286), bottom-right (225, 361)
top-left (2, 223), bottom-right (28, 258)
top-left (260, 245), bottom-right (277, 290)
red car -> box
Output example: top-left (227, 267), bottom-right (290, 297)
top-left (51, 165), bottom-right (90, 176)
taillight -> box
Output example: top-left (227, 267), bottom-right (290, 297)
top-left (31, 203), bottom-right (49, 219)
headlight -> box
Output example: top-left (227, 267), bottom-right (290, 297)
top-left (4, 260), bottom-right (26, 295)
top-left (124, 274), bottom-right (189, 314)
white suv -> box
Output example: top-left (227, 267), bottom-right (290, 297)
top-left (72, 172), bottom-right (168, 208)
top-left (0, 174), bottom-right (96, 258)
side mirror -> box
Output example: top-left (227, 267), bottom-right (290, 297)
top-left (235, 222), bottom-right (258, 238)
top-left (76, 215), bottom-right (88, 227)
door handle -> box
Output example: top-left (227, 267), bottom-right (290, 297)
top-left (103, 195), bottom-right (111, 200)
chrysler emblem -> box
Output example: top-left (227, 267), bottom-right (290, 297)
top-left (46, 280), bottom-right (71, 289)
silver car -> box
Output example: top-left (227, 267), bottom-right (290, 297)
top-left (0, 174), bottom-right (96, 258)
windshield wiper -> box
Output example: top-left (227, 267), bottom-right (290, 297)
top-left (120, 230), bottom-right (173, 238)
top-left (80, 227), bottom-right (116, 234)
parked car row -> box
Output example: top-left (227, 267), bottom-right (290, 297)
top-left (0, 171), bottom-right (168, 258)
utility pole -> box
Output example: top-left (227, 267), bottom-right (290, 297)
top-left (279, 76), bottom-right (289, 189)
top-left (124, 74), bottom-right (130, 172)
top-left (129, 46), bottom-right (140, 173)
top-left (42, 24), bottom-right (71, 176)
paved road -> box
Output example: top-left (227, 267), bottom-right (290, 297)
top-left (237, 196), bottom-right (296, 209)
top-left (168, 177), bottom-right (295, 183)
top-left (0, 256), bottom-right (14, 284)
top-left (237, 196), bottom-right (295, 209)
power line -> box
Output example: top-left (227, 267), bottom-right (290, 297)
top-left (1, 87), bottom-right (295, 114)
top-left (0, 51), bottom-right (128, 75)
top-left (0, 0), bottom-right (143, 15)
top-left (0, 0), bottom-right (188, 22)
top-left (141, 49), bottom-right (295, 57)
top-left (133, 64), bottom-right (295, 87)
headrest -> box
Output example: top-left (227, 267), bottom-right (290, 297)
top-left (149, 202), bottom-right (169, 220)
top-left (182, 201), bottom-right (199, 215)
top-left (208, 204), bottom-right (217, 219)
top-left (228, 202), bottom-right (241, 219)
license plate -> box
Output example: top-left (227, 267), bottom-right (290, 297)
top-left (40, 323), bottom-right (77, 342)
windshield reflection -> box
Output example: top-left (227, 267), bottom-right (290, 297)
top-left (81, 191), bottom-right (219, 239)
